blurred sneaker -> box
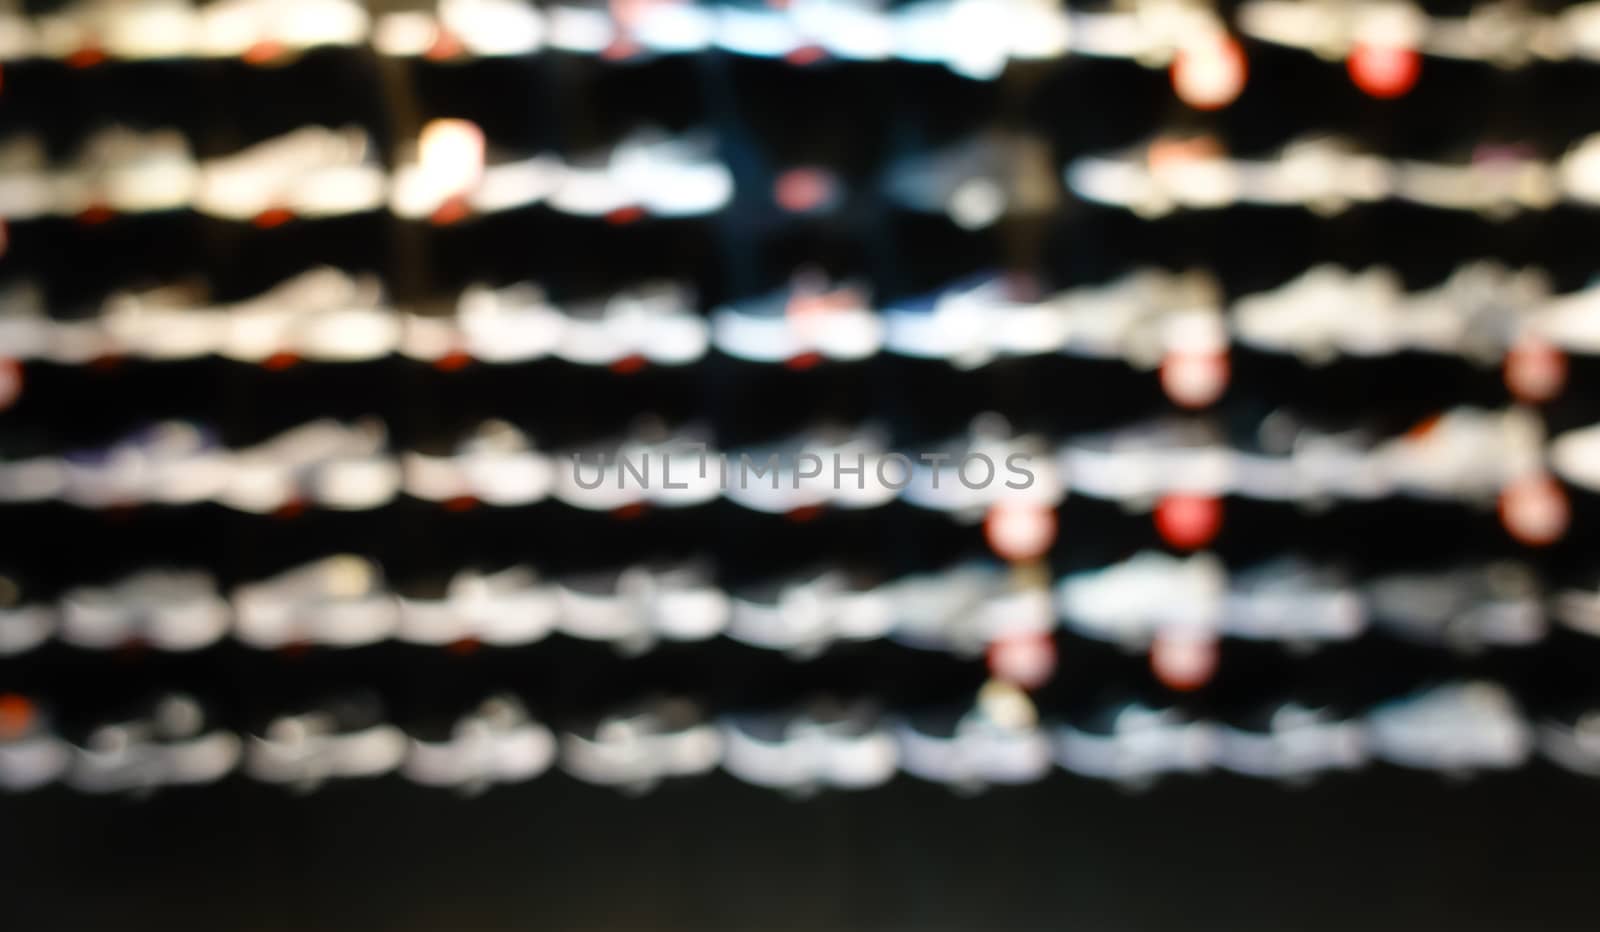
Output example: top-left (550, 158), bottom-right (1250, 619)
top-left (247, 692), bottom-right (406, 790)
top-left (1060, 417), bottom-right (1231, 503)
top-left (1547, 567), bottom-right (1600, 638)
top-left (196, 0), bottom-right (370, 58)
top-left (0, 279), bottom-right (55, 361)
top-left (558, 561), bottom-right (729, 647)
top-left (556, 280), bottom-right (708, 368)
top-left (1532, 280), bottom-right (1600, 355)
top-left (68, 693), bottom-right (239, 794)
top-left (1375, 407), bottom-right (1544, 501)
top-left (61, 568), bottom-right (231, 651)
top-left (0, 694), bottom-right (68, 791)
top-left (1057, 552), bottom-right (1226, 648)
top-left (1560, 132), bottom-right (1600, 205)
top-left (896, 682), bottom-right (1052, 789)
top-left (404, 420), bottom-right (554, 507)
top-left (1066, 134), bottom-right (1237, 216)
top-left (719, 699), bottom-right (898, 793)
top-left (391, 121), bottom-right (558, 218)
top-left (712, 272), bottom-right (880, 366)
top-left (197, 126), bottom-right (386, 221)
top-left (1222, 558), bottom-right (1366, 644)
top-left (889, 561), bottom-right (1053, 655)
top-left (401, 694), bottom-right (555, 793)
top-left (726, 567), bottom-right (891, 655)
top-left (449, 282), bottom-right (565, 364)
top-left (545, 0), bottom-right (712, 55)
top-left (396, 565), bottom-right (558, 646)
top-left (1229, 408), bottom-right (1389, 501)
top-left (550, 129), bottom-right (732, 218)
top-left (722, 423), bottom-right (898, 514)
top-left (1551, 424), bottom-right (1600, 493)
top-left (885, 133), bottom-right (1056, 229)
top-left (1214, 700), bottom-right (1366, 782)
top-left (900, 416), bottom-right (1061, 513)
top-left (884, 272), bottom-right (1065, 368)
top-left (555, 422), bottom-right (720, 511)
top-left (233, 554), bottom-right (398, 648)
top-left (1233, 265), bottom-right (1407, 365)
top-left (560, 697), bottom-right (721, 792)
top-left (1537, 703), bottom-right (1600, 777)
top-left (33, 0), bottom-right (199, 61)
top-left (220, 418), bottom-right (399, 513)
top-left (1399, 261), bottom-right (1548, 364)
top-left (1052, 267), bottom-right (1227, 379)
top-left (1366, 682), bottom-right (1531, 774)
top-left (1054, 698), bottom-right (1213, 787)
top-left (1367, 562), bottom-right (1545, 649)
top-left (101, 279), bottom-right (222, 360)
top-left (0, 431), bottom-right (66, 503)
top-left (1394, 143), bottom-right (1557, 214)
top-left (892, 0), bottom-right (1037, 79)
top-left (0, 573), bottom-right (54, 655)
top-left (62, 421), bottom-right (231, 508)
top-left (56, 126), bottom-right (198, 215)
top-left (1232, 135), bottom-right (1391, 211)
top-left (375, 0), bottom-right (545, 57)
top-left (0, 135), bottom-right (57, 220)
top-left (221, 266), bottom-right (398, 364)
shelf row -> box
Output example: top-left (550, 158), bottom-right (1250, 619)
top-left (19, 123), bottom-right (1600, 227)
top-left (6, 0), bottom-right (1600, 78)
top-left (0, 680), bottom-right (1586, 795)
top-left (0, 546), bottom-right (1595, 655)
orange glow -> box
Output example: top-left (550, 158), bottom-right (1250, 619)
top-left (1151, 631), bottom-right (1218, 692)
top-left (1348, 42), bottom-right (1421, 99)
top-left (1171, 35), bottom-right (1247, 111)
top-left (1505, 338), bottom-right (1567, 404)
top-left (1155, 494), bottom-right (1222, 551)
top-left (984, 503), bottom-right (1058, 562)
top-left (1499, 474), bottom-right (1569, 547)
top-left (987, 633), bottom-right (1057, 690)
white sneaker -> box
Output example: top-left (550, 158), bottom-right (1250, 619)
top-left (725, 568), bottom-right (892, 655)
top-left (233, 555), bottom-right (398, 648)
top-left (1222, 558), bottom-right (1367, 643)
top-left (0, 694), bottom-right (69, 791)
top-left (1055, 701), bottom-right (1213, 787)
top-left (101, 280), bottom-right (222, 361)
top-left (1067, 135), bottom-right (1238, 217)
top-left (1057, 552), bottom-right (1226, 648)
top-left (0, 135), bottom-right (56, 220)
top-left (221, 266), bottom-right (398, 364)
top-left (1233, 265), bottom-right (1407, 364)
top-left (559, 697), bottom-right (722, 791)
top-left (711, 274), bottom-right (881, 365)
top-left (884, 272), bottom-right (1065, 368)
top-left (404, 420), bottom-right (554, 506)
top-left (56, 126), bottom-right (198, 215)
top-left (0, 279), bottom-right (55, 361)
top-left (61, 568), bottom-right (231, 651)
top-left (196, 0), bottom-right (370, 58)
top-left (446, 281), bottom-right (565, 363)
top-left (1233, 135), bottom-right (1391, 211)
top-left (247, 694), bottom-right (407, 790)
top-left (1214, 702), bottom-right (1367, 781)
top-left (220, 417), bottom-right (398, 512)
top-left (401, 694), bottom-right (555, 792)
top-left (556, 280), bottom-right (707, 368)
top-left (895, 683), bottom-right (1052, 789)
top-left (550, 128), bottom-right (733, 218)
top-left (68, 694), bottom-right (239, 794)
top-left (1060, 417), bottom-right (1232, 503)
top-left (1367, 562), bottom-right (1546, 649)
top-left (0, 574), bottom-right (55, 655)
top-left (197, 126), bottom-right (386, 221)
top-left (1375, 407), bottom-right (1544, 501)
top-left (1367, 682), bottom-right (1531, 774)
top-left (889, 562), bottom-right (1053, 655)
top-left (1532, 279), bottom-right (1600, 354)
